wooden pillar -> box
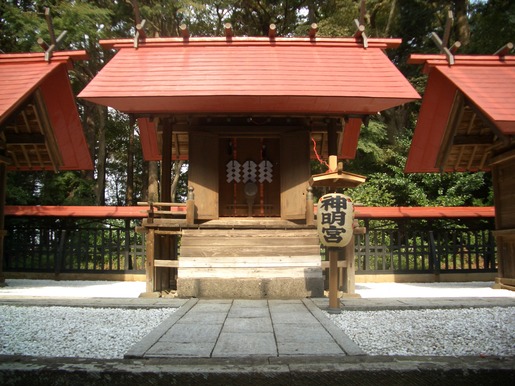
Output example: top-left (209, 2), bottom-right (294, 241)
top-left (341, 226), bottom-right (365, 295)
top-left (0, 163), bottom-right (6, 287)
top-left (306, 186), bottom-right (314, 226)
top-left (161, 118), bottom-right (173, 204)
top-left (157, 118), bottom-right (173, 290)
top-left (327, 248), bottom-right (341, 313)
top-left (327, 119), bottom-right (339, 157)
top-left (186, 186), bottom-right (195, 225)
top-left (145, 228), bottom-right (155, 293)
top-left (342, 235), bottom-right (356, 294)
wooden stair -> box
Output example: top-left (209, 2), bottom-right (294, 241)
top-left (178, 229), bottom-right (323, 298)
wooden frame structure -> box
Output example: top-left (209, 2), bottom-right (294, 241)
top-left (79, 31), bottom-right (419, 298)
top-left (406, 48), bottom-right (515, 291)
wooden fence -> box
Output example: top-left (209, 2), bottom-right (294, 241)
top-left (2, 206), bottom-right (497, 278)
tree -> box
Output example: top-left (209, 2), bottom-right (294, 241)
top-left (2, 0), bottom-right (497, 208)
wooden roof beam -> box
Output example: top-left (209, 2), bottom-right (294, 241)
top-left (452, 135), bottom-right (495, 146)
top-left (450, 41), bottom-right (462, 54)
top-left (42, 8), bottom-right (67, 62)
top-left (494, 42), bottom-right (514, 57)
top-left (442, 10), bottom-right (453, 48)
top-left (309, 23), bottom-right (318, 39)
top-left (436, 92), bottom-right (464, 171)
top-left (4, 133), bottom-right (45, 145)
top-left (44, 7), bottom-right (57, 45)
top-left (353, 19), bottom-right (368, 48)
top-left (134, 19), bottom-right (146, 48)
top-left (180, 24), bottom-right (189, 39)
top-left (37, 37), bottom-right (49, 51)
top-left (431, 32), bottom-right (454, 65)
top-left (225, 23), bottom-right (233, 39)
top-left (45, 30), bottom-right (67, 62)
top-left (268, 24), bottom-right (276, 39)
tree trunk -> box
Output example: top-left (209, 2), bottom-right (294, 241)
top-left (126, 116), bottom-right (135, 205)
top-left (385, 0), bottom-right (397, 36)
top-left (170, 160), bottom-right (184, 202)
top-left (95, 106), bottom-right (107, 206)
top-left (82, 101), bottom-right (97, 181)
top-left (382, 104), bottom-right (410, 145)
top-left (454, 0), bottom-right (470, 46)
top-left (148, 161), bottom-right (159, 202)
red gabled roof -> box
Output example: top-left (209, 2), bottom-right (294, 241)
top-left (79, 37), bottom-right (419, 115)
top-left (405, 54), bottom-right (515, 173)
top-left (0, 51), bottom-right (93, 171)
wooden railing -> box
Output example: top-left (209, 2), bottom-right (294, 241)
top-left (2, 206), bottom-right (496, 280)
top-left (137, 186), bottom-right (195, 225)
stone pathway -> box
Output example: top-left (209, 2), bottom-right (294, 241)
top-left (125, 298), bottom-right (364, 358)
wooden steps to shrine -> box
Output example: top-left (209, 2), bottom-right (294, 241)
top-left (177, 229), bottom-right (324, 298)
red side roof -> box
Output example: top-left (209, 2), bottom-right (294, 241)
top-left (0, 51), bottom-right (93, 171)
top-left (79, 37), bottom-right (419, 115)
top-left (405, 54), bottom-right (515, 173)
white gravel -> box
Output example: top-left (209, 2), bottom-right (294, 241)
top-left (1, 280), bottom-right (514, 359)
top-left (0, 306), bottom-right (174, 359)
top-left (325, 307), bottom-right (515, 357)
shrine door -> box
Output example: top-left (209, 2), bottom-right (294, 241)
top-left (219, 137), bottom-right (281, 217)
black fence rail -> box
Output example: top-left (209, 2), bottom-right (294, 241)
top-left (4, 218), bottom-right (145, 274)
top-left (3, 216), bottom-right (497, 276)
top-left (351, 218), bottom-right (496, 274)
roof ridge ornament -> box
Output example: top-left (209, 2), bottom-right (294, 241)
top-left (134, 19), bottom-right (146, 49)
top-left (180, 24), bottom-right (189, 40)
top-left (38, 8), bottom-right (68, 62)
top-left (430, 10), bottom-right (459, 65)
top-left (353, 19), bottom-right (368, 49)
top-left (269, 24), bottom-right (277, 40)
top-left (225, 23), bottom-right (233, 40)
top-left (309, 23), bottom-right (318, 39)
top-left (494, 42), bottom-right (514, 58)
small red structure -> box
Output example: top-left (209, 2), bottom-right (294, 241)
top-left (406, 51), bottom-right (515, 290)
top-left (79, 34), bottom-right (419, 297)
top-left (0, 50), bottom-right (93, 286)
top-left (0, 51), bottom-right (93, 171)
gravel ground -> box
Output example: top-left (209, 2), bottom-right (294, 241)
top-left (0, 306), bottom-right (175, 359)
top-left (1, 280), bottom-right (514, 359)
top-left (325, 307), bottom-right (515, 357)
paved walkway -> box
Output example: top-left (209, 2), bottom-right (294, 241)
top-left (125, 298), bottom-right (365, 359)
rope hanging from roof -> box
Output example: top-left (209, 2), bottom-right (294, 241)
top-left (311, 137), bottom-right (330, 170)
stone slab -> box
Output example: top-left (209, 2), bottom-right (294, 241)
top-left (269, 310), bottom-right (319, 324)
top-left (222, 317), bottom-right (273, 333)
top-left (277, 341), bottom-right (345, 356)
top-left (212, 332), bottom-right (277, 357)
top-left (176, 311), bottom-right (228, 325)
top-left (160, 323), bottom-right (223, 343)
top-left (146, 341), bottom-right (214, 357)
top-left (273, 324), bottom-right (335, 343)
top-left (228, 306), bottom-right (270, 318)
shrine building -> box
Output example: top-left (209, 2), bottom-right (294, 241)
top-left (79, 28), bottom-right (419, 298)
top-left (406, 49), bottom-right (515, 291)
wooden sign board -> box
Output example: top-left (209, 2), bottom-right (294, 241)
top-left (317, 193), bottom-right (354, 247)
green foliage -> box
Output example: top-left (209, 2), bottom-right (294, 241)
top-left (6, 171), bottom-right (96, 206)
top-left (468, 0), bottom-right (515, 54)
top-left (1, 0), bottom-right (499, 209)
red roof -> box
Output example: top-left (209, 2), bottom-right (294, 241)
top-left (0, 51), bottom-right (93, 171)
top-left (79, 37), bottom-right (419, 115)
top-left (405, 54), bottom-right (515, 173)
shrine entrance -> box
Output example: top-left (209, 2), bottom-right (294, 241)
top-left (219, 136), bottom-right (280, 217)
